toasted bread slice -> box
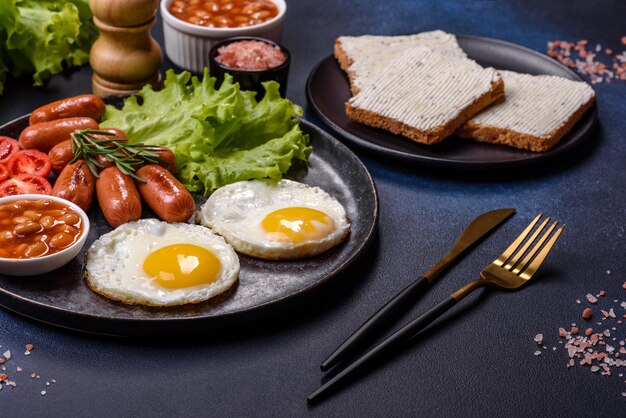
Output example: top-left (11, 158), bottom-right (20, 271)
top-left (334, 30), bottom-right (465, 95)
top-left (345, 47), bottom-right (504, 145)
top-left (456, 71), bottom-right (595, 152)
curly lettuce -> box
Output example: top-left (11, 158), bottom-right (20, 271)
top-left (0, 0), bottom-right (95, 94)
top-left (101, 69), bottom-right (311, 195)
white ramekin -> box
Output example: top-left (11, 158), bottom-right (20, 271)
top-left (0, 194), bottom-right (90, 276)
top-left (161, 0), bottom-right (287, 74)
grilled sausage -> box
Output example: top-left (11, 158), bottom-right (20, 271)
top-left (29, 94), bottom-right (106, 125)
top-left (51, 160), bottom-right (96, 212)
top-left (19, 117), bottom-right (99, 152)
top-left (96, 167), bottom-right (142, 228)
top-left (153, 147), bottom-right (176, 173)
top-left (48, 140), bottom-right (73, 175)
top-left (135, 165), bottom-right (195, 222)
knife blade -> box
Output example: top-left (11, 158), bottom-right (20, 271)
top-left (320, 207), bottom-right (515, 371)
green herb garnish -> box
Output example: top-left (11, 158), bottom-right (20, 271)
top-left (69, 129), bottom-right (165, 182)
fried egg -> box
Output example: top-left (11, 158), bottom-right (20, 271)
top-left (85, 219), bottom-right (239, 306)
top-left (197, 179), bottom-right (350, 260)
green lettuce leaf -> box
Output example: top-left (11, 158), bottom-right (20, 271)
top-left (0, 0), bottom-right (94, 92)
top-left (101, 69), bottom-right (311, 195)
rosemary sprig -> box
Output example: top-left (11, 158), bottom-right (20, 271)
top-left (69, 129), bottom-right (166, 182)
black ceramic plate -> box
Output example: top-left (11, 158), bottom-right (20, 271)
top-left (0, 117), bottom-right (378, 337)
top-left (306, 34), bottom-right (597, 168)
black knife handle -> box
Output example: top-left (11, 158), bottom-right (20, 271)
top-left (309, 296), bottom-right (458, 404)
top-left (320, 275), bottom-right (430, 372)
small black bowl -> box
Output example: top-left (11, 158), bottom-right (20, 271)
top-left (209, 36), bottom-right (290, 99)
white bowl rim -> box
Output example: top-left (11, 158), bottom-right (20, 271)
top-left (0, 194), bottom-right (91, 262)
top-left (161, 0), bottom-right (286, 36)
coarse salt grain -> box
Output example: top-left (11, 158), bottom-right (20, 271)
top-left (3, 350), bottom-right (11, 360)
top-left (587, 294), bottom-right (598, 304)
top-left (583, 308), bottom-right (592, 319)
top-left (548, 37), bottom-right (626, 84)
top-left (534, 333), bottom-right (544, 344)
top-left (534, 350), bottom-right (542, 356)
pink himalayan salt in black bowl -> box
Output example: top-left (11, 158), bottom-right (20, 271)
top-left (209, 36), bottom-right (290, 98)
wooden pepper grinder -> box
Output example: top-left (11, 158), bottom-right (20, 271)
top-left (89, 0), bottom-right (162, 97)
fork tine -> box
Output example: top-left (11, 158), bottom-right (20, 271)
top-left (495, 213), bottom-right (542, 267)
top-left (518, 223), bottom-right (565, 280)
top-left (512, 220), bottom-right (558, 274)
top-left (504, 216), bottom-right (550, 270)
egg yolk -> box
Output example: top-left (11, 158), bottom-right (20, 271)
top-left (143, 244), bottom-right (221, 289)
top-left (261, 207), bottom-right (335, 244)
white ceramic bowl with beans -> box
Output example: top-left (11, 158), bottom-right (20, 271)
top-left (161, 0), bottom-right (286, 73)
top-left (0, 194), bottom-right (90, 276)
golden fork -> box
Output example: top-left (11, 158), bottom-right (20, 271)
top-left (308, 213), bottom-right (564, 404)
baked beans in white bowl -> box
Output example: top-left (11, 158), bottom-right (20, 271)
top-left (161, 0), bottom-right (286, 73)
top-left (0, 194), bottom-right (90, 276)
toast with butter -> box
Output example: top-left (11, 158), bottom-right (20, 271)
top-left (345, 47), bottom-right (504, 145)
top-left (456, 70), bottom-right (596, 152)
top-left (334, 30), bottom-right (465, 95)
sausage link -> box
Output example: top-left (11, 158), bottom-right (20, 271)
top-left (96, 167), bottom-right (142, 228)
top-left (19, 117), bottom-right (99, 152)
top-left (51, 160), bottom-right (96, 212)
top-left (153, 147), bottom-right (176, 173)
top-left (48, 140), bottom-right (73, 175)
top-left (135, 165), bottom-right (195, 222)
top-left (29, 94), bottom-right (106, 125)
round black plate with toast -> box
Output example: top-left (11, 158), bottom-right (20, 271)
top-left (0, 117), bottom-right (378, 337)
top-left (306, 34), bottom-right (597, 168)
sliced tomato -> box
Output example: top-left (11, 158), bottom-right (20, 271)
top-left (0, 174), bottom-right (52, 197)
top-left (7, 149), bottom-right (52, 178)
top-left (0, 136), bottom-right (20, 165)
top-left (0, 164), bottom-right (7, 182)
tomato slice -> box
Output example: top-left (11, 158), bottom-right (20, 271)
top-left (7, 149), bottom-right (52, 178)
top-left (0, 174), bottom-right (52, 197)
top-left (0, 164), bottom-right (8, 182)
top-left (0, 136), bottom-right (20, 165)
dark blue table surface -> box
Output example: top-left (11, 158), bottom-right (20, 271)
top-left (1, 1), bottom-right (625, 416)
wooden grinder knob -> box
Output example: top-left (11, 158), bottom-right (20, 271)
top-left (89, 0), bottom-right (162, 97)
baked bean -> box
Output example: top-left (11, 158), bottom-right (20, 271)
top-left (14, 221), bottom-right (43, 236)
top-left (243, 3), bottom-right (263, 13)
top-left (50, 233), bottom-right (74, 248)
top-left (0, 249), bottom-right (9, 258)
top-left (22, 210), bottom-right (42, 221)
top-left (15, 243), bottom-right (29, 257)
top-left (40, 216), bottom-right (56, 229)
top-left (13, 216), bottom-right (31, 225)
top-left (60, 225), bottom-right (78, 236)
top-left (24, 241), bottom-right (48, 258)
top-left (59, 213), bottom-right (80, 225)
top-left (25, 199), bottom-right (52, 210)
top-left (203, 2), bottom-right (219, 12)
top-left (45, 210), bottom-right (65, 218)
top-left (0, 230), bottom-right (13, 243)
top-left (252, 10), bottom-right (270, 19)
